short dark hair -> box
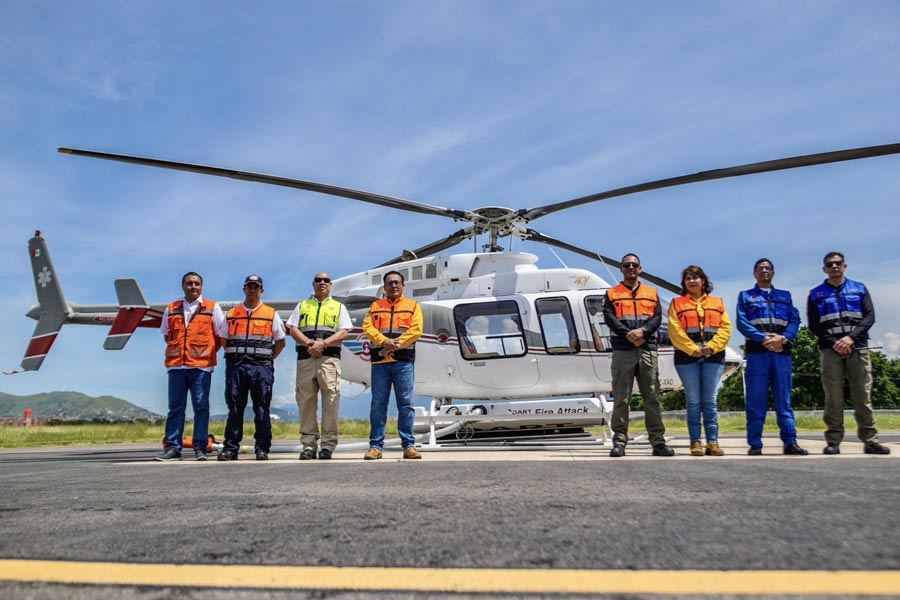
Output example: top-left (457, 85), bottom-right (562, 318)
top-left (823, 251), bottom-right (845, 264)
top-left (182, 272), bottom-right (203, 286)
top-left (620, 253), bottom-right (640, 264)
top-left (753, 258), bottom-right (773, 271)
top-left (679, 265), bottom-right (713, 296)
top-left (383, 270), bottom-right (405, 284)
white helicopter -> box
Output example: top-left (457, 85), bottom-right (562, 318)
top-left (18, 142), bottom-right (900, 443)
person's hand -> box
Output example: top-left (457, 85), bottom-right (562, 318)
top-left (308, 340), bottom-right (325, 358)
top-left (691, 349), bottom-right (703, 358)
top-left (626, 328), bottom-right (645, 344)
top-left (699, 346), bottom-right (713, 357)
top-left (833, 336), bottom-right (854, 355)
top-left (762, 333), bottom-right (784, 352)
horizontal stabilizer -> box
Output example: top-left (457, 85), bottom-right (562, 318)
top-left (104, 279), bottom-right (150, 350)
top-left (104, 307), bottom-right (149, 350)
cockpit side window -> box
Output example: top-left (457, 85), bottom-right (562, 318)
top-left (584, 296), bottom-right (612, 352)
top-left (536, 297), bottom-right (580, 354)
top-left (453, 301), bottom-right (527, 360)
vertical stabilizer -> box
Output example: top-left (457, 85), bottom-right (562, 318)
top-left (21, 232), bottom-right (69, 371)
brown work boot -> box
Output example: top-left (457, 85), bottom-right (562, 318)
top-left (705, 441), bottom-right (725, 456)
top-left (690, 441), bottom-right (704, 456)
top-left (363, 447), bottom-right (382, 460)
top-left (403, 447), bottom-right (422, 459)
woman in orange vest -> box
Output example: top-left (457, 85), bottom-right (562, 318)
top-left (667, 265), bottom-right (732, 457)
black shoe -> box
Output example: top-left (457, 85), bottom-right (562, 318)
top-left (652, 444), bottom-right (675, 457)
top-left (823, 444), bottom-right (840, 455)
top-left (194, 449), bottom-right (208, 461)
top-left (318, 448), bottom-right (333, 460)
top-left (609, 443), bottom-right (625, 458)
top-left (217, 450), bottom-right (238, 461)
top-left (864, 441), bottom-right (891, 455)
top-left (748, 446), bottom-right (763, 456)
top-left (783, 444), bottom-right (809, 456)
top-left (255, 450), bottom-right (269, 461)
top-left (153, 448), bottom-right (182, 462)
top-left (299, 448), bottom-right (317, 460)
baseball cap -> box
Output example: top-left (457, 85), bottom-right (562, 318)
top-left (244, 274), bottom-right (263, 287)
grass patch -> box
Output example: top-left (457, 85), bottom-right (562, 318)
top-left (0, 419), bottom-right (396, 448)
top-left (2, 414), bottom-right (897, 448)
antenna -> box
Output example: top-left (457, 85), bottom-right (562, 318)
top-left (546, 246), bottom-right (568, 268)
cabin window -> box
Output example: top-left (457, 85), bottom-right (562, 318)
top-left (426, 263), bottom-right (437, 278)
top-left (536, 297), bottom-right (580, 354)
top-left (412, 265), bottom-right (423, 280)
top-left (453, 301), bottom-right (527, 360)
top-left (371, 275), bottom-right (380, 286)
top-left (584, 296), bottom-right (613, 352)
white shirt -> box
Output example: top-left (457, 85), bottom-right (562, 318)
top-left (217, 303), bottom-right (287, 341)
top-left (160, 295), bottom-right (226, 372)
top-left (285, 296), bottom-right (353, 331)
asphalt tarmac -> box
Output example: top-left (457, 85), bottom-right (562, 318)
top-left (0, 433), bottom-right (898, 599)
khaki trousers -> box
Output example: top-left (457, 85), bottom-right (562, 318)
top-left (819, 348), bottom-right (878, 444)
top-left (610, 348), bottom-right (666, 446)
top-left (297, 356), bottom-right (341, 451)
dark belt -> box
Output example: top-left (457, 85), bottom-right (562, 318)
top-left (296, 345), bottom-right (342, 360)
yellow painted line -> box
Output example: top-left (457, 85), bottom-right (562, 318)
top-left (1, 560), bottom-right (899, 595)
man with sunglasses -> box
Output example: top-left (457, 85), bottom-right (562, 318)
top-left (602, 254), bottom-right (673, 457)
top-left (362, 271), bottom-right (424, 460)
top-left (808, 252), bottom-right (890, 455)
top-left (736, 259), bottom-right (807, 456)
top-left (286, 272), bottom-right (352, 460)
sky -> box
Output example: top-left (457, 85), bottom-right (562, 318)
top-left (2, 1), bottom-right (900, 419)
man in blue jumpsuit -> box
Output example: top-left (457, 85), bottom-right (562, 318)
top-left (736, 258), bottom-right (807, 456)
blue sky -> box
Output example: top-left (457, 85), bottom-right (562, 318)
top-left (2, 1), bottom-right (900, 418)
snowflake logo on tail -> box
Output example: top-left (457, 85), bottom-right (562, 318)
top-left (37, 266), bottom-right (52, 288)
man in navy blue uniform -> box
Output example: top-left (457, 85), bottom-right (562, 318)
top-left (807, 252), bottom-right (889, 455)
top-left (736, 259), bottom-right (807, 456)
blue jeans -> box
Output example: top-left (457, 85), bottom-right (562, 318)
top-left (164, 368), bottom-right (211, 453)
top-left (369, 361), bottom-right (416, 449)
top-left (676, 360), bottom-right (724, 443)
top-left (745, 351), bottom-right (797, 447)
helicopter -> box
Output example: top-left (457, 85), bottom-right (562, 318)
top-left (17, 142), bottom-right (900, 442)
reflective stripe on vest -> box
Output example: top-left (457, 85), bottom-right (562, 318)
top-left (809, 279), bottom-right (867, 338)
top-left (672, 295), bottom-right (725, 344)
top-left (165, 299), bottom-right (218, 368)
top-left (606, 282), bottom-right (659, 329)
top-left (225, 303), bottom-right (275, 365)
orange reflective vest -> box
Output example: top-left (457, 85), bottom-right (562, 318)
top-left (165, 299), bottom-right (219, 368)
top-left (607, 283), bottom-right (658, 323)
top-left (671, 295), bottom-right (726, 344)
top-left (225, 303), bottom-right (276, 366)
top-left (363, 296), bottom-right (422, 363)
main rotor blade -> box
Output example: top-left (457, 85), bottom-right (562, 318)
top-left (521, 142), bottom-right (900, 222)
top-left (377, 227), bottom-right (475, 267)
top-left (58, 148), bottom-right (474, 221)
top-left (521, 228), bottom-right (681, 294)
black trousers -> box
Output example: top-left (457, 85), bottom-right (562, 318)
top-left (223, 362), bottom-right (274, 453)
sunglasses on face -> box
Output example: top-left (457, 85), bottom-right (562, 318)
top-left (313, 277), bottom-right (332, 283)
top-left (621, 262), bottom-right (640, 269)
top-left (824, 261), bottom-right (844, 268)
top-left (385, 280), bottom-right (403, 287)
top-left (755, 266), bottom-right (773, 272)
